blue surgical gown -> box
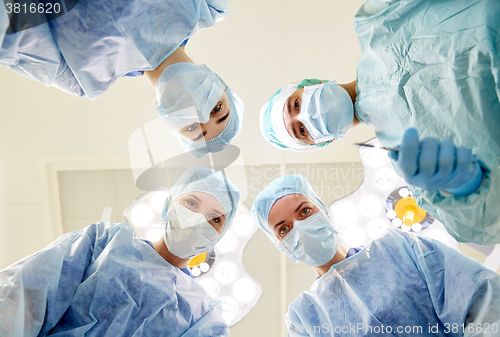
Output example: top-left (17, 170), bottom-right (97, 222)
top-left (354, 0), bottom-right (500, 245)
top-left (286, 229), bottom-right (500, 337)
top-left (0, 0), bottom-right (229, 99)
top-left (0, 222), bottom-right (229, 336)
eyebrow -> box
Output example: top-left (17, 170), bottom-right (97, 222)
top-left (216, 111), bottom-right (230, 124)
top-left (285, 98), bottom-right (300, 140)
top-left (212, 209), bottom-right (224, 217)
top-left (186, 193), bottom-right (201, 203)
top-left (272, 201), bottom-right (307, 231)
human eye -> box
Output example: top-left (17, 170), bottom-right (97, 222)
top-left (294, 99), bottom-right (300, 111)
top-left (300, 207), bottom-right (311, 216)
top-left (185, 123), bottom-right (199, 132)
top-left (299, 123), bottom-right (307, 137)
top-left (211, 103), bottom-right (222, 114)
top-left (209, 215), bottom-right (225, 231)
top-left (279, 224), bottom-right (290, 237)
top-left (184, 199), bottom-right (197, 209)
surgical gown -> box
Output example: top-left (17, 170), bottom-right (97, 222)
top-left (0, 222), bottom-right (229, 336)
top-left (286, 229), bottom-right (500, 337)
top-left (0, 0), bottom-right (229, 99)
top-left (354, 0), bottom-right (500, 245)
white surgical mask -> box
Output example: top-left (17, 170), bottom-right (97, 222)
top-left (163, 203), bottom-right (220, 259)
top-left (279, 211), bottom-right (338, 266)
top-left (298, 81), bottom-right (354, 143)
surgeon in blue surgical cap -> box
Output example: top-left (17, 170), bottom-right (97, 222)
top-left (251, 174), bottom-right (500, 337)
top-left (0, 0), bottom-right (244, 155)
top-left (0, 167), bottom-right (240, 336)
top-left (259, 0), bottom-right (500, 246)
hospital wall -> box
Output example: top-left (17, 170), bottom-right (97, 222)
top-left (0, 1), bottom-right (497, 337)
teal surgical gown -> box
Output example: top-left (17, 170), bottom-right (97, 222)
top-left (0, 0), bottom-right (229, 99)
top-left (286, 229), bottom-right (500, 337)
top-left (0, 222), bottom-right (229, 336)
top-left (354, 0), bottom-right (500, 245)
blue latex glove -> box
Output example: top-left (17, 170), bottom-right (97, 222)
top-left (389, 128), bottom-right (483, 195)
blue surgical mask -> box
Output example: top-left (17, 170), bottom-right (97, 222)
top-left (297, 81), bottom-right (354, 143)
top-left (279, 211), bottom-right (338, 266)
top-left (163, 203), bottom-right (220, 259)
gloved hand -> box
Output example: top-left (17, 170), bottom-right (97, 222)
top-left (389, 128), bottom-right (483, 195)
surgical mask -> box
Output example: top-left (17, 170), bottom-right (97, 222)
top-left (279, 211), bottom-right (338, 266)
top-left (298, 81), bottom-right (354, 143)
top-left (163, 203), bottom-right (220, 259)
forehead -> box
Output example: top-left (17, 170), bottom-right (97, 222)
top-left (268, 193), bottom-right (313, 221)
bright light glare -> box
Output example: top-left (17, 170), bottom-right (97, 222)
top-left (233, 279), bottom-right (256, 302)
top-left (392, 218), bottom-right (402, 228)
top-left (399, 188), bottom-right (410, 198)
top-left (151, 191), bottom-right (169, 212)
top-left (232, 215), bottom-right (254, 236)
top-left (401, 224), bottom-right (411, 232)
top-left (386, 210), bottom-right (397, 220)
top-left (412, 223), bottom-right (422, 232)
top-left (425, 229), bottom-right (449, 246)
top-left (198, 278), bottom-right (219, 298)
top-left (358, 195), bottom-right (382, 218)
top-left (374, 168), bottom-right (398, 190)
top-left (341, 225), bottom-right (366, 247)
top-left (367, 219), bottom-right (389, 240)
top-left (216, 231), bottom-right (237, 253)
top-left (215, 261), bottom-right (237, 284)
top-left (330, 202), bottom-right (358, 228)
top-left (131, 204), bottom-right (154, 227)
top-left (362, 147), bottom-right (388, 168)
top-left (146, 225), bottom-right (163, 242)
top-left (191, 267), bottom-right (201, 277)
top-left (220, 297), bottom-right (238, 324)
top-left (200, 262), bottom-right (210, 273)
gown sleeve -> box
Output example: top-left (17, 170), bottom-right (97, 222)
top-left (407, 234), bottom-right (500, 336)
top-left (0, 224), bottom-right (104, 336)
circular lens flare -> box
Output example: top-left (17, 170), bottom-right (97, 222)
top-left (131, 204), bottom-right (155, 228)
top-left (358, 195), bottom-right (382, 218)
top-left (215, 261), bottom-right (237, 284)
top-left (392, 218), bottom-right (403, 228)
top-left (220, 297), bottom-right (238, 324)
top-left (399, 188), bottom-right (410, 198)
top-left (216, 231), bottom-right (237, 253)
top-left (330, 202), bottom-right (358, 228)
top-left (233, 279), bottom-right (256, 302)
top-left (367, 219), bottom-right (389, 240)
top-left (198, 278), bottom-right (219, 298)
top-left (146, 225), bottom-right (164, 242)
top-left (151, 191), bottom-right (169, 213)
top-left (341, 225), bottom-right (366, 247)
top-left (232, 215), bottom-right (254, 236)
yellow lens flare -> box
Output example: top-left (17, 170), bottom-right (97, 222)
top-left (188, 252), bottom-right (207, 268)
top-left (394, 196), bottom-right (427, 228)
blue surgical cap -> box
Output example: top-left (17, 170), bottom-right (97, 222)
top-left (251, 174), bottom-right (328, 239)
top-left (161, 167), bottom-right (241, 236)
top-left (260, 79), bottom-right (333, 152)
top-left (156, 63), bottom-right (225, 129)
